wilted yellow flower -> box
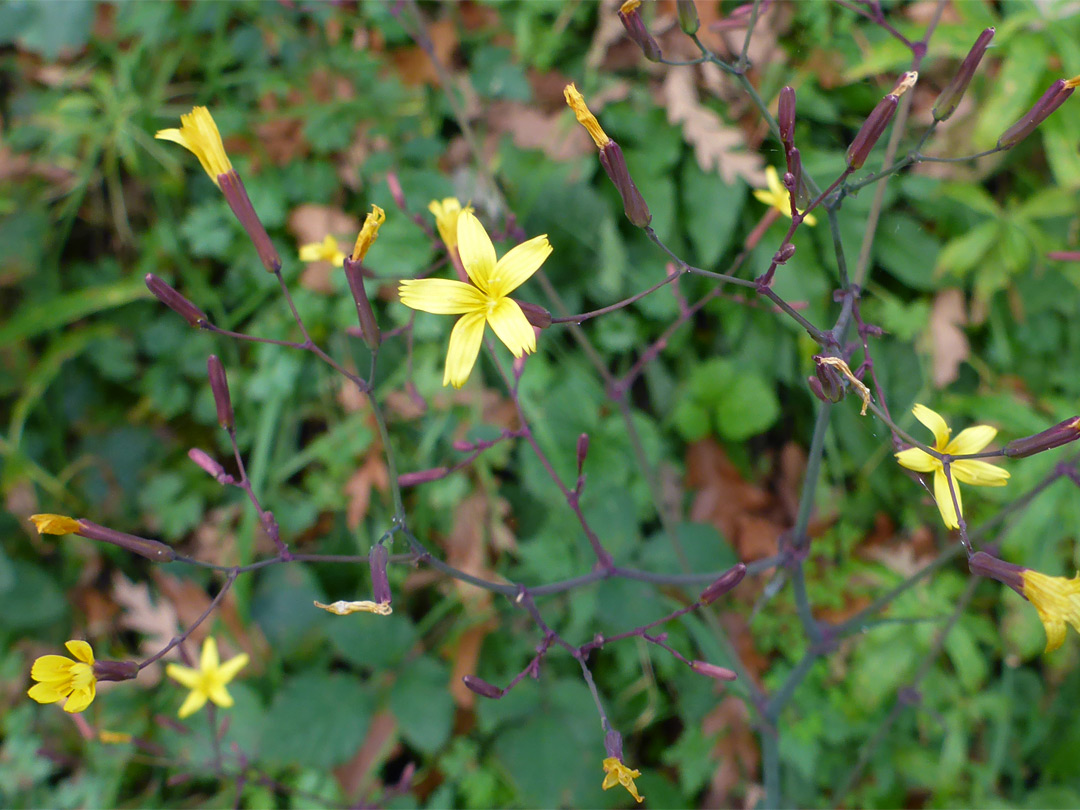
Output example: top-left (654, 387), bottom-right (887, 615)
top-left (895, 404), bottom-right (1009, 529)
top-left (399, 210), bottom-right (551, 388)
top-left (1021, 569), bottom-right (1080, 653)
top-left (299, 235), bottom-right (346, 266)
top-left (620, 0), bottom-right (641, 13)
top-left (155, 106), bottom-right (233, 187)
top-left (1064, 73), bottom-right (1080, 89)
top-left (564, 83), bottom-right (611, 150)
top-left (30, 513), bottom-right (81, 535)
top-left (313, 600), bottom-right (392, 616)
top-left (429, 198), bottom-right (472, 251)
top-left (28, 640), bottom-right (97, 713)
top-left (352, 205), bottom-right (385, 262)
top-left (165, 637), bottom-right (248, 719)
top-left (753, 166), bottom-right (817, 226)
top-left (99, 730), bottom-right (133, 744)
top-left (602, 757), bottom-right (644, 803)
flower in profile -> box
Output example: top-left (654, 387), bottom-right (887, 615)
top-left (1021, 569), bottom-right (1080, 653)
top-left (28, 640), bottom-right (97, 713)
top-left (313, 599), bottom-right (392, 616)
top-left (564, 83), bottom-right (611, 150)
top-left (398, 210), bottom-right (552, 388)
top-left (29, 513), bottom-right (82, 535)
top-left (894, 404), bottom-right (1009, 529)
top-left (753, 166), bottom-right (817, 226)
top-left (165, 637), bottom-right (248, 719)
top-left (352, 205), bottom-right (385, 262)
top-left (155, 106), bottom-right (233, 187)
top-left (299, 235), bottom-right (346, 266)
top-left (602, 757), bottom-right (644, 803)
top-left (429, 198), bottom-right (472, 251)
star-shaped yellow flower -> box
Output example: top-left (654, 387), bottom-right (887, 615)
top-left (165, 637), bottom-right (249, 719)
top-left (155, 106), bottom-right (233, 187)
top-left (1021, 569), bottom-right (1080, 653)
top-left (28, 640), bottom-right (97, 713)
top-left (602, 756), bottom-right (644, 803)
top-left (299, 234), bottom-right (346, 266)
top-left (429, 198), bottom-right (472, 251)
top-left (753, 165), bottom-right (817, 226)
top-left (399, 210), bottom-right (552, 388)
top-left (894, 403), bottom-right (1009, 529)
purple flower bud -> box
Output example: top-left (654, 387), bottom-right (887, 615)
top-left (218, 171), bottom-right (281, 273)
top-left (452, 440), bottom-right (474, 452)
top-left (690, 660), bottom-right (738, 681)
top-left (145, 274), bottom-right (206, 327)
top-left (598, 142), bottom-right (652, 228)
top-left (398, 467), bottom-right (449, 487)
top-left (207, 355), bottom-right (234, 430)
top-left (1004, 417), bottom-right (1080, 458)
top-left (517, 300), bottom-right (552, 329)
top-left (847, 95), bottom-right (898, 169)
top-left (807, 375), bottom-right (829, 403)
top-left (386, 171), bottom-right (407, 211)
top-left (93, 659), bottom-right (139, 682)
top-left (778, 86), bottom-right (796, 147)
top-left (462, 674), bottom-right (503, 700)
top-left (933, 27), bottom-right (994, 122)
top-left (1049, 250), bottom-right (1080, 262)
top-left (76, 520), bottom-right (175, 562)
top-left (370, 544), bottom-right (391, 606)
top-left (969, 551), bottom-right (1025, 596)
top-left (676, 0), bottom-right (699, 34)
top-left (188, 448), bottom-right (227, 481)
top-left (576, 433), bottom-right (590, 475)
top-left (699, 563), bottom-right (747, 604)
top-left (604, 729), bottom-right (624, 760)
top-left (774, 243), bottom-right (796, 264)
top-left (997, 79), bottom-right (1075, 149)
top-left (617, 0), bottom-right (661, 62)
top-left (343, 257), bottom-right (381, 350)
top-left (812, 361), bottom-right (844, 402)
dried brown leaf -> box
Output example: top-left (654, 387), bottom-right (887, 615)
top-left (344, 452), bottom-right (390, 529)
top-left (925, 288), bottom-right (969, 388)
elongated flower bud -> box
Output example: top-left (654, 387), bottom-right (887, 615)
top-left (847, 72), bottom-right (917, 169)
top-left (386, 171), bottom-right (407, 210)
top-left (517, 300), bottom-right (552, 329)
top-left (398, 467), bottom-right (449, 487)
top-left (93, 660), bottom-right (139, 682)
top-left (1004, 417), bottom-right (1080, 458)
top-left (699, 563), bottom-right (747, 604)
top-left (933, 27), bottom-right (994, 121)
top-left (145, 274), bottom-right (206, 326)
top-left (188, 448), bottom-right (227, 482)
top-left (778, 86), bottom-right (796, 148)
top-left (462, 674), bottom-right (503, 699)
top-left (218, 172), bottom-right (281, 273)
top-left (576, 433), bottom-right (590, 476)
top-left (969, 551), bottom-right (1025, 596)
top-left (76, 520), bottom-right (176, 562)
top-left (676, 0), bottom-right (699, 34)
top-left (690, 660), bottom-right (738, 681)
top-left (599, 142), bottom-right (652, 227)
top-left (370, 544), bottom-right (391, 606)
top-left (207, 355), bottom-right (233, 429)
top-left (997, 79), bottom-right (1076, 149)
top-left (617, 0), bottom-right (661, 62)
top-left (342, 257), bottom-right (381, 350)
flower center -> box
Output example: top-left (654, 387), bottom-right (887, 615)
top-left (70, 662), bottom-right (94, 690)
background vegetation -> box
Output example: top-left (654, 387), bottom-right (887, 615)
top-left (3, 0), bottom-right (1080, 807)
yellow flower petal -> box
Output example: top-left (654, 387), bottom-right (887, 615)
top-left (155, 106), bottom-right (233, 187)
top-left (803, 210), bottom-right (818, 226)
top-left (65, 639), bottom-right (94, 665)
top-left (456, 211), bottom-right (497, 292)
top-left (951, 459), bottom-right (1009, 486)
top-left (602, 757), bottom-right (644, 803)
top-left (99, 730), bottom-right (133, 744)
top-left (28, 681), bottom-right (67, 704)
top-left (752, 189), bottom-right (775, 207)
top-left (563, 83), bottom-right (611, 150)
top-left (206, 682), bottom-right (235, 709)
top-left (912, 404), bottom-right (951, 448)
top-left (352, 205), bottom-right (385, 262)
top-left (177, 689), bottom-right (208, 719)
top-left (765, 165), bottom-right (784, 197)
top-left (1021, 569), bottom-right (1080, 653)
top-left (399, 278), bottom-right (488, 314)
top-left (947, 425), bottom-right (997, 456)
top-left (63, 683), bottom-right (95, 714)
top-left (894, 447), bottom-right (937, 473)
top-left (30, 514), bottom-right (82, 535)
top-left (200, 637), bottom-right (220, 672)
top-left (32, 655), bottom-right (76, 682)
top-left (314, 600), bottom-right (393, 616)
top-left (165, 663), bottom-right (202, 690)
top-left (488, 234), bottom-right (552, 298)
top-left (216, 653), bottom-right (250, 683)
top-left (444, 311), bottom-right (487, 389)
top-left (486, 298), bottom-right (536, 357)
top-left (429, 198), bottom-right (470, 250)
top-left (933, 468), bottom-right (962, 529)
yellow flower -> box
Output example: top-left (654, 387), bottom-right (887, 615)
top-left (352, 205), bottom-right (385, 262)
top-left (894, 403), bottom-right (1009, 529)
top-left (28, 640), bottom-right (97, 713)
top-left (1021, 569), bottom-right (1080, 653)
top-left (99, 730), bottom-right (133, 744)
top-left (299, 234), bottom-right (346, 266)
top-left (30, 513), bottom-right (81, 535)
top-left (602, 757), bottom-right (644, 803)
top-left (620, 0), bottom-right (641, 13)
top-left (313, 599), bottom-right (392, 616)
top-left (429, 198), bottom-right (472, 251)
top-left (564, 83), bottom-right (611, 150)
top-left (155, 106), bottom-right (233, 187)
top-left (399, 210), bottom-right (552, 388)
top-left (753, 166), bottom-right (817, 226)
top-left (165, 637), bottom-right (249, 719)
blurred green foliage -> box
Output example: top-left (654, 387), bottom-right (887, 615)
top-left (3, 1), bottom-right (1080, 808)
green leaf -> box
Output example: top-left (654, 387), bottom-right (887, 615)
top-left (936, 221), bottom-right (998, 278)
top-left (0, 279), bottom-right (148, 346)
top-left (389, 657), bottom-right (455, 753)
top-left (680, 162), bottom-right (747, 267)
top-left (714, 372), bottom-right (780, 440)
top-left (0, 561), bottom-right (67, 630)
top-left (260, 673), bottom-right (373, 767)
top-left (875, 213), bottom-right (940, 291)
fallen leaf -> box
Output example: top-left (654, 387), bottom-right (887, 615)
top-left (925, 288), bottom-right (969, 388)
top-left (389, 19), bottom-right (457, 86)
top-left (333, 709), bottom-right (400, 798)
top-left (701, 695), bottom-right (761, 808)
top-left (344, 452), bottom-right (390, 529)
top-left (112, 573), bottom-right (179, 684)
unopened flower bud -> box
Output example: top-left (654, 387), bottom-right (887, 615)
top-left (218, 172), bottom-right (281, 273)
top-left (145, 274), bottom-right (207, 326)
top-left (812, 361), bottom-right (844, 402)
top-left (188, 448), bottom-right (227, 481)
top-left (343, 257), bottom-right (381, 350)
top-left (778, 86), bottom-right (796, 147)
top-left (370, 544), bottom-right (391, 606)
top-left (576, 433), bottom-right (590, 476)
top-left (462, 674), bottom-right (503, 699)
top-left (699, 563), bottom-right (747, 604)
top-left (398, 467), bottom-right (449, 487)
top-left (1004, 417), bottom-right (1080, 458)
top-left (847, 97), bottom-right (896, 169)
top-left (93, 660), bottom-right (139, 682)
top-left (774, 243), bottom-right (796, 264)
top-left (933, 27), bottom-right (994, 121)
top-left (207, 355), bottom-right (234, 429)
top-left (997, 79), bottom-right (1075, 149)
top-left (604, 729), bottom-right (624, 760)
top-left (617, 0), bottom-right (661, 62)
top-left (76, 520), bottom-right (176, 562)
top-left (969, 551), bottom-right (1025, 596)
top-left (690, 660), bottom-right (738, 681)
top-left (599, 142), bottom-right (652, 227)
top-left (676, 0), bottom-right (699, 34)
top-left (517, 300), bottom-right (552, 329)
top-left (386, 171), bottom-right (407, 210)
top-left (782, 171), bottom-right (796, 192)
